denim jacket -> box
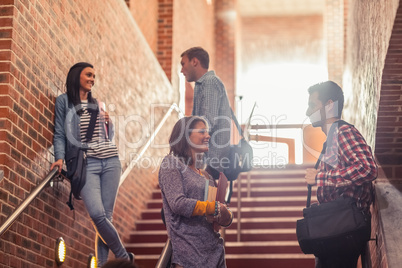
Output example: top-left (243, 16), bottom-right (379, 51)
top-left (53, 93), bottom-right (115, 162)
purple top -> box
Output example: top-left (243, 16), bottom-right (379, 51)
top-left (158, 155), bottom-right (226, 268)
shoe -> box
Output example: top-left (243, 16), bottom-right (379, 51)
top-left (128, 252), bottom-right (135, 264)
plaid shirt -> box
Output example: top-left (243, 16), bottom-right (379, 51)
top-left (316, 120), bottom-right (378, 212)
top-left (192, 71), bottom-right (231, 172)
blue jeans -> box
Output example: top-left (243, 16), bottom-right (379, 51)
top-left (80, 156), bottom-right (128, 266)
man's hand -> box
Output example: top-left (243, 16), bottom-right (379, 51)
top-left (305, 168), bottom-right (318, 185)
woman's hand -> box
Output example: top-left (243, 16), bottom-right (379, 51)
top-left (100, 110), bottom-right (110, 125)
top-left (216, 203), bottom-right (233, 227)
top-left (50, 159), bottom-right (63, 174)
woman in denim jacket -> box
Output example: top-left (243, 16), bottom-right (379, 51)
top-left (50, 62), bottom-right (134, 266)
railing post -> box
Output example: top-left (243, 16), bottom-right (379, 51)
top-left (247, 171), bottom-right (251, 198)
top-left (236, 174), bottom-right (241, 242)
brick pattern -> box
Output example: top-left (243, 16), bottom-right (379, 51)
top-left (240, 15), bottom-right (323, 70)
top-left (325, 0), bottom-right (344, 86)
top-left (157, 0), bottom-right (173, 81)
top-left (0, 0), bottom-right (175, 267)
top-left (342, 0), bottom-right (397, 147)
top-left (376, 1), bottom-right (402, 180)
top-left (214, 0), bottom-right (237, 108)
top-left (127, 0), bottom-right (159, 55)
top-left (344, 0), bottom-right (401, 267)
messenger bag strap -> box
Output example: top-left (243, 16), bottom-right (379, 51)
top-left (307, 142), bottom-right (326, 207)
top-left (230, 108), bottom-right (243, 137)
top-left (84, 107), bottom-right (98, 143)
top-left (306, 120), bottom-right (351, 207)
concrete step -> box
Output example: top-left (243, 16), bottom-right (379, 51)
top-left (151, 186), bottom-right (315, 199)
top-left (129, 228), bottom-right (300, 244)
top-left (224, 228), bottom-right (298, 242)
top-left (224, 241), bottom-right (305, 254)
top-left (141, 206), bottom-right (306, 220)
top-left (145, 195), bottom-right (318, 209)
top-left (135, 216), bottom-right (300, 231)
top-left (129, 230), bottom-right (167, 243)
top-left (225, 253), bottom-right (315, 268)
top-left (131, 253), bottom-right (315, 268)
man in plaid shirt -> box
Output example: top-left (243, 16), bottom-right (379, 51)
top-left (305, 81), bottom-right (377, 268)
top-left (180, 47), bottom-right (231, 180)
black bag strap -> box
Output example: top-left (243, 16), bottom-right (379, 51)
top-left (307, 144), bottom-right (326, 207)
top-left (66, 103), bottom-right (98, 210)
top-left (230, 108), bottom-right (243, 137)
top-left (306, 120), bottom-right (351, 207)
top-left (84, 107), bottom-right (98, 142)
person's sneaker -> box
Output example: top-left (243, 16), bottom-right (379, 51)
top-left (128, 252), bottom-right (135, 264)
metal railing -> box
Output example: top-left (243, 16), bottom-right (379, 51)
top-left (119, 103), bottom-right (183, 186)
top-left (0, 167), bottom-right (59, 236)
top-left (233, 123), bottom-right (312, 242)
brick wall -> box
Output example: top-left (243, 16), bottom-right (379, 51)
top-left (157, 0), bottom-right (174, 82)
top-left (0, 0), bottom-right (175, 267)
top-left (240, 15), bottom-right (323, 68)
top-left (215, 0), bottom-right (237, 108)
top-left (343, 0), bottom-right (401, 267)
top-left (126, 0), bottom-right (159, 55)
top-left (342, 0), bottom-right (398, 146)
top-left (325, 0), bottom-right (344, 86)
top-left (376, 1), bottom-right (402, 180)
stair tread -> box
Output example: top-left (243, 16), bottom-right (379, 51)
top-left (153, 186), bottom-right (310, 194)
top-left (135, 253), bottom-right (314, 260)
top-left (143, 206), bottom-right (305, 214)
top-left (147, 196), bottom-right (318, 203)
top-left (225, 253), bottom-right (314, 259)
top-left (225, 241), bottom-right (299, 246)
top-left (130, 230), bottom-right (167, 235)
top-left (137, 216), bottom-right (299, 224)
top-left (225, 228), bottom-right (295, 234)
top-left (132, 253), bottom-right (314, 260)
top-left (127, 240), bottom-right (300, 247)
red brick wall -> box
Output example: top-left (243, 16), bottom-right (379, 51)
top-left (157, 0), bottom-right (174, 82)
top-left (215, 0), bottom-right (237, 108)
top-left (127, 0), bottom-right (159, 55)
top-left (344, 0), bottom-right (400, 267)
top-left (343, 0), bottom-right (398, 146)
top-left (0, 1), bottom-right (175, 267)
top-left (240, 15), bottom-right (323, 67)
top-left (376, 1), bottom-right (402, 180)
top-left (325, 0), bottom-right (344, 86)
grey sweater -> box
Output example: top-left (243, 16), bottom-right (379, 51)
top-left (158, 155), bottom-right (226, 268)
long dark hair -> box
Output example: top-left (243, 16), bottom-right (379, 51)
top-left (169, 116), bottom-right (208, 166)
top-left (66, 62), bottom-right (96, 107)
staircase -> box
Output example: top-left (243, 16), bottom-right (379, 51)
top-left (126, 166), bottom-right (316, 268)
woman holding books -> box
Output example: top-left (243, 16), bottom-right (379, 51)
top-left (158, 116), bottom-right (233, 268)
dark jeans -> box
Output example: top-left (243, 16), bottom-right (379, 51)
top-left (315, 242), bottom-right (368, 268)
top-left (315, 254), bottom-right (359, 268)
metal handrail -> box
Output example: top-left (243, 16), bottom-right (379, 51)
top-left (0, 167), bottom-right (59, 236)
top-left (155, 238), bottom-right (172, 268)
top-left (119, 103), bottom-right (183, 186)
